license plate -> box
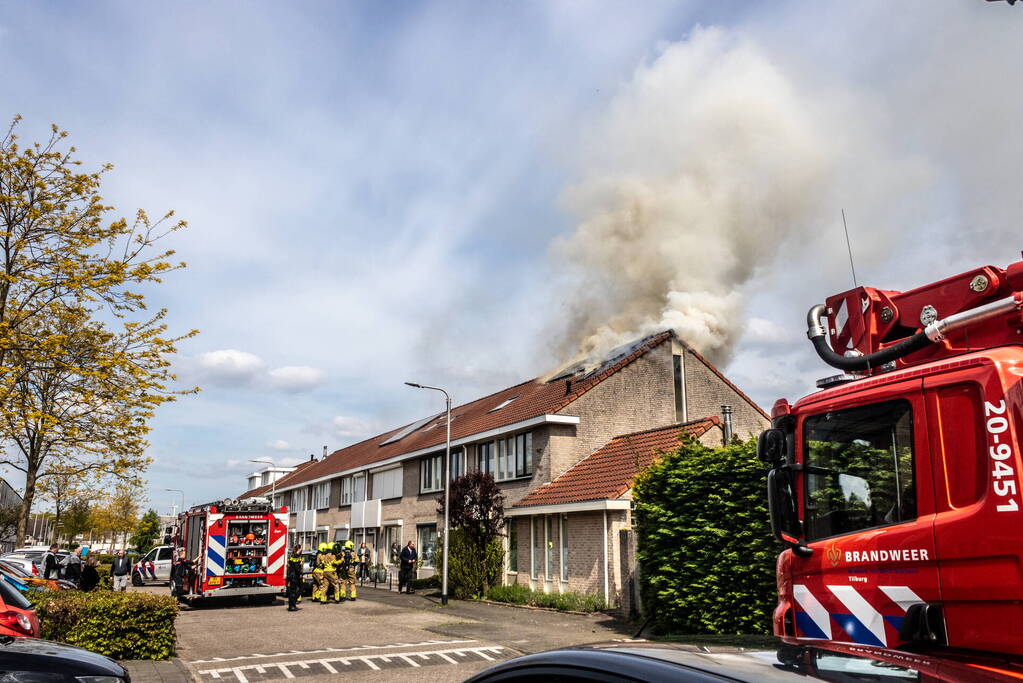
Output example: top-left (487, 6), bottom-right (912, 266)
top-left (207, 577), bottom-right (222, 586)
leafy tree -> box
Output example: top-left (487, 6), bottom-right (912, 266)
top-left (91, 484), bottom-right (140, 547)
top-left (62, 499), bottom-right (92, 544)
top-left (633, 437), bottom-right (780, 635)
top-left (437, 471), bottom-right (506, 598)
top-left (130, 509), bottom-right (161, 555)
top-left (0, 118), bottom-right (197, 546)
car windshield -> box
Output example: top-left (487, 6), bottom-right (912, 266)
top-left (0, 576), bottom-right (32, 609)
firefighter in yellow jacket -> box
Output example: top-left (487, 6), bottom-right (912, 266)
top-left (311, 543), bottom-right (328, 603)
top-left (339, 540), bottom-right (358, 601)
top-left (319, 543), bottom-right (339, 604)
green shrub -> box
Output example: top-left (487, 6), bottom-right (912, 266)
top-left (633, 437), bottom-right (779, 635)
top-left (486, 583), bottom-right (531, 605)
top-left (485, 584), bottom-right (605, 612)
top-left (32, 590), bottom-right (178, 660)
top-left (409, 575), bottom-right (440, 590)
top-left (445, 528), bottom-right (504, 599)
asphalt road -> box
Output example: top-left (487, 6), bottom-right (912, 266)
top-left (147, 584), bottom-right (635, 682)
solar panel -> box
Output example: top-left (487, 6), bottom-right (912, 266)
top-left (380, 412), bottom-right (443, 446)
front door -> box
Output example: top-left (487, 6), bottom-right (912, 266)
top-left (790, 379), bottom-right (939, 648)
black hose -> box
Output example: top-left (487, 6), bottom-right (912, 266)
top-left (809, 331), bottom-right (932, 371)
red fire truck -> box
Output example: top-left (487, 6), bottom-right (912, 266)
top-left (174, 497), bottom-right (289, 603)
top-left (760, 255), bottom-right (1023, 655)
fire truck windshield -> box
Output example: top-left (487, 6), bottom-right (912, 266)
top-left (803, 400), bottom-right (915, 541)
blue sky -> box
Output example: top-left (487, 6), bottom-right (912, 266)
top-left (0, 1), bottom-right (1019, 513)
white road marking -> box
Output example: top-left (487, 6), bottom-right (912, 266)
top-left (190, 638), bottom-right (476, 663)
top-left (198, 646), bottom-right (510, 681)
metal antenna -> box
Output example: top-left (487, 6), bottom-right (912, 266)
top-left (841, 209), bottom-right (858, 288)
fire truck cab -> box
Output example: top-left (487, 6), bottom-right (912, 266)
top-left (761, 256), bottom-right (1023, 656)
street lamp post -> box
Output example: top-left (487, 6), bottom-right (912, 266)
top-left (405, 381), bottom-right (452, 606)
top-left (248, 458), bottom-right (278, 509)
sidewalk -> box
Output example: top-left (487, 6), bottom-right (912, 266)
top-left (121, 658), bottom-right (196, 683)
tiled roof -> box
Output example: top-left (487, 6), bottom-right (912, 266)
top-left (514, 418), bottom-right (720, 507)
top-left (269, 332), bottom-right (675, 492)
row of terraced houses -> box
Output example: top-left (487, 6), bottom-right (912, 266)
top-left (238, 331), bottom-right (768, 612)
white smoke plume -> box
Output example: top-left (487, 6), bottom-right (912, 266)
top-left (551, 26), bottom-right (924, 368)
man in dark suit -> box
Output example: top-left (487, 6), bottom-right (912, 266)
top-left (398, 541), bottom-right (418, 594)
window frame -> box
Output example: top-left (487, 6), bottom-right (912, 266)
top-left (478, 442), bottom-right (495, 475)
top-left (560, 515), bottom-right (569, 582)
top-left (353, 474), bottom-right (367, 503)
top-left (420, 454), bottom-right (444, 493)
top-left (313, 482), bottom-right (330, 510)
top-left (507, 521), bottom-right (518, 574)
top-left (340, 477), bottom-right (352, 507)
top-left (417, 523), bottom-right (438, 568)
top-left (801, 398), bottom-right (917, 542)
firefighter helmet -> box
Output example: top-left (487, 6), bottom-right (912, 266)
top-left (345, 540), bottom-right (355, 549)
top-left (318, 542), bottom-right (329, 552)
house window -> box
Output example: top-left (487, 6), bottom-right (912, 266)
top-left (545, 516), bottom-right (553, 579)
top-left (353, 474), bottom-right (367, 503)
top-left (333, 527), bottom-right (349, 542)
top-left (418, 524), bottom-right (438, 568)
top-left (497, 438), bottom-right (513, 481)
top-left (340, 477), bottom-right (352, 506)
top-left (507, 522), bottom-right (518, 573)
top-left (494, 432), bottom-right (533, 481)
top-left (313, 482), bottom-right (330, 510)
top-left (421, 454), bottom-right (444, 493)
top-left (371, 467), bottom-right (403, 500)
top-left (516, 432), bottom-right (533, 477)
top-left (531, 517), bottom-right (541, 580)
top-left (560, 516), bottom-right (569, 582)
top-left (450, 448), bottom-right (464, 481)
top-left (291, 488), bottom-right (308, 512)
top-left (477, 442), bottom-right (495, 475)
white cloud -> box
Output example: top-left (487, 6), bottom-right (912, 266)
top-left (268, 366), bottom-right (326, 393)
top-left (265, 439), bottom-right (293, 451)
top-left (330, 415), bottom-right (378, 441)
top-left (195, 349), bottom-right (265, 386)
top-left (226, 458), bottom-right (243, 469)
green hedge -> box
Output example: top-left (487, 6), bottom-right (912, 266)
top-left (31, 590), bottom-right (178, 660)
top-left (409, 575), bottom-right (440, 590)
top-left (445, 528), bottom-right (504, 599)
top-left (632, 437), bottom-right (779, 635)
top-left (486, 584), bottom-right (606, 612)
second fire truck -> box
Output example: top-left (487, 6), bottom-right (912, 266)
top-left (760, 253), bottom-right (1023, 655)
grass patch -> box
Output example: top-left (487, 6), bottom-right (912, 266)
top-left (485, 584), bottom-right (606, 612)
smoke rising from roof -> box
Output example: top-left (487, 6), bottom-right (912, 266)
top-left (552, 26), bottom-right (925, 368)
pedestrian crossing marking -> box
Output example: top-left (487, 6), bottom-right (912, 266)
top-left (197, 645), bottom-right (509, 681)
top-left (189, 638), bottom-right (476, 663)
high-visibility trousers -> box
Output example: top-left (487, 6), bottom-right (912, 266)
top-left (342, 567), bottom-right (357, 599)
top-left (323, 570), bottom-right (340, 602)
top-left (311, 569), bottom-right (325, 602)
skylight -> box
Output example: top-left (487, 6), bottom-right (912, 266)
top-left (421, 414), bottom-right (459, 432)
top-left (380, 412), bottom-right (442, 446)
top-left (489, 395), bottom-right (521, 412)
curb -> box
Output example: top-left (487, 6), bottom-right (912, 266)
top-left (474, 598), bottom-right (605, 617)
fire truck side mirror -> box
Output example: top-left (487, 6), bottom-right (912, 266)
top-left (767, 468), bottom-right (812, 557)
top-left (758, 428), bottom-right (786, 465)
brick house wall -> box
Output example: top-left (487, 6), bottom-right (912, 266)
top-left (680, 345), bottom-right (768, 440)
top-left (551, 342), bottom-right (676, 481)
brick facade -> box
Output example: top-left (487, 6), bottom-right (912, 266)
top-left (254, 331), bottom-right (769, 607)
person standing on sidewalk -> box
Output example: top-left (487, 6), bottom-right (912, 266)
top-left (42, 545), bottom-right (60, 580)
top-left (111, 549), bottom-right (131, 592)
top-left (61, 548), bottom-right (83, 587)
top-left (399, 541), bottom-right (417, 594)
top-left (357, 542), bottom-right (371, 581)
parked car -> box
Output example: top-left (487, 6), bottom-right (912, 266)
top-left (0, 576), bottom-right (38, 638)
top-left (0, 560), bottom-right (72, 592)
top-left (0, 633), bottom-right (128, 680)
top-left (131, 544), bottom-right (174, 585)
top-left (2, 549), bottom-right (69, 577)
top-left (466, 641), bottom-right (1023, 683)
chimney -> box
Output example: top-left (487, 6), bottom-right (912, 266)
top-left (309, 453), bottom-right (315, 461)
top-left (721, 405), bottom-right (734, 444)
top-left (322, 445), bottom-right (327, 459)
